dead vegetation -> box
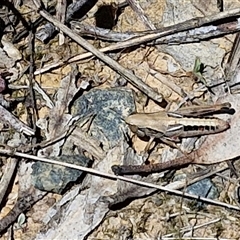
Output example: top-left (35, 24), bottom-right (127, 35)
top-left (0, 0), bottom-right (240, 239)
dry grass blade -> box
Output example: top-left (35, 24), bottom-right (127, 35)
top-left (148, 67), bottom-right (203, 105)
top-left (163, 218), bottom-right (221, 238)
top-left (0, 148), bottom-right (239, 211)
top-left (127, 0), bottom-right (156, 30)
top-left (166, 165), bottom-right (229, 190)
top-left (164, 218), bottom-right (221, 237)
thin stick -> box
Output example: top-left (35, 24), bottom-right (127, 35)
top-left (34, 8), bottom-right (240, 75)
top-left (71, 20), bottom-right (240, 43)
top-left (168, 165), bottom-right (229, 190)
top-left (0, 148), bottom-right (239, 211)
top-left (32, 0), bottom-right (163, 104)
top-left (28, 25), bottom-right (38, 131)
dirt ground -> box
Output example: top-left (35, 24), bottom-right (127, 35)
top-left (1, 0), bottom-right (240, 239)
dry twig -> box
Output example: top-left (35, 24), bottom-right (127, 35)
top-left (71, 20), bottom-right (240, 43)
top-left (32, 0), bottom-right (163, 104)
top-left (0, 158), bottom-right (17, 206)
top-left (35, 8), bottom-right (240, 75)
top-left (225, 32), bottom-right (240, 82)
top-left (0, 105), bottom-right (34, 136)
top-left (0, 148), bottom-right (239, 211)
top-left (56, 0), bottom-right (67, 45)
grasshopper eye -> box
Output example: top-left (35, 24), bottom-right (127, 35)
top-left (129, 125), bottom-right (146, 137)
top-left (129, 124), bottom-right (138, 133)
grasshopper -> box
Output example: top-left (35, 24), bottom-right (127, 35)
top-left (111, 102), bottom-right (232, 176)
top-left (125, 102), bottom-right (231, 142)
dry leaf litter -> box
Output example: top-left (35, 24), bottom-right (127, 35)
top-left (0, 0), bottom-right (240, 239)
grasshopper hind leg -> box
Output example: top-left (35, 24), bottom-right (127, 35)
top-left (144, 136), bottom-right (185, 158)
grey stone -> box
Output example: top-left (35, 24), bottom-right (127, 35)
top-left (72, 88), bottom-right (136, 149)
top-left (31, 155), bottom-right (91, 194)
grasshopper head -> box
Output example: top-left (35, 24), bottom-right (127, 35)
top-left (125, 114), bottom-right (149, 137)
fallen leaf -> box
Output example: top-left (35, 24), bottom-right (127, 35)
top-left (194, 93), bottom-right (240, 164)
